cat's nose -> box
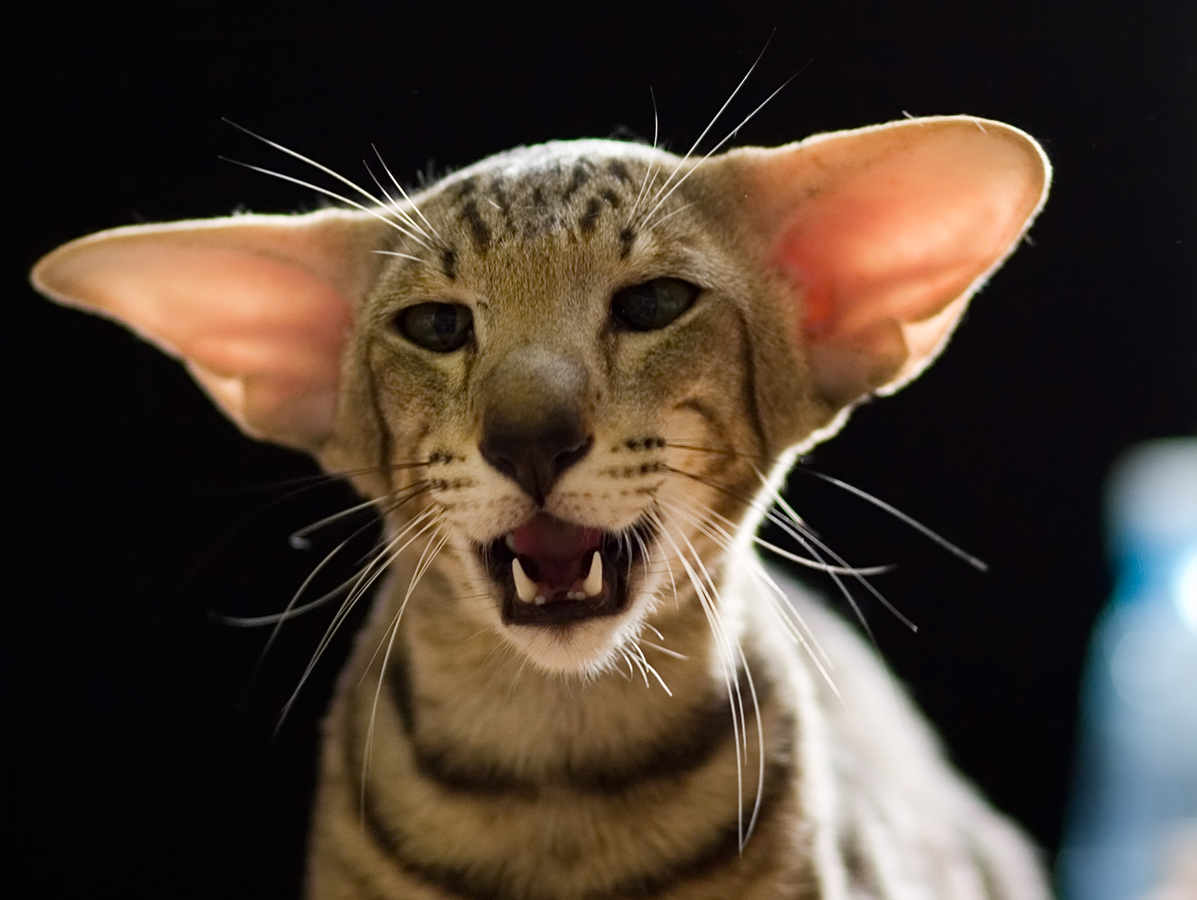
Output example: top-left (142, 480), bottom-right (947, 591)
top-left (480, 412), bottom-right (592, 505)
top-left (478, 348), bottom-right (594, 505)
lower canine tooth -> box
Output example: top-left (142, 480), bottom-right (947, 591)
top-left (512, 558), bottom-right (537, 603)
top-left (583, 551), bottom-right (603, 598)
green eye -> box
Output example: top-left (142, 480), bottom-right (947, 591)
top-left (611, 278), bottom-right (701, 332)
top-left (395, 303), bottom-right (473, 353)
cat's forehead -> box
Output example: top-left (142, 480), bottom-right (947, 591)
top-left (416, 139), bottom-right (686, 250)
top-left (443, 139), bottom-right (678, 190)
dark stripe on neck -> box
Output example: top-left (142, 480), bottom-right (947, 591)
top-left (607, 744), bottom-right (795, 898)
top-left (360, 715), bottom-right (796, 900)
top-left (394, 657), bottom-right (775, 796)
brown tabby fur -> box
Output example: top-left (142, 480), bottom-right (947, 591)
top-left (33, 116), bottom-right (1051, 899)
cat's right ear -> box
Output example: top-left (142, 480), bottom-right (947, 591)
top-left (31, 210), bottom-right (388, 451)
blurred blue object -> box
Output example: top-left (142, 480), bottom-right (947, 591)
top-left (1059, 439), bottom-right (1197, 900)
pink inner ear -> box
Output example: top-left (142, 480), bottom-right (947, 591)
top-left (40, 229), bottom-right (357, 447)
top-left (768, 132), bottom-right (1034, 348)
top-left (118, 247), bottom-right (353, 385)
top-left (109, 246), bottom-right (353, 444)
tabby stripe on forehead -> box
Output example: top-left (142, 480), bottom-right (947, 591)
top-left (579, 197), bottom-right (602, 234)
top-left (390, 658), bottom-right (775, 795)
top-left (606, 159), bottom-right (632, 184)
top-left (619, 226), bottom-right (636, 259)
top-left (441, 246), bottom-right (457, 281)
top-left (459, 199), bottom-right (491, 250)
top-left (560, 163), bottom-right (590, 203)
top-left (487, 182), bottom-right (512, 231)
top-left (358, 731), bottom-right (796, 900)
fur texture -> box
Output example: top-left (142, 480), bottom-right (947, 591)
top-left (33, 115), bottom-right (1051, 899)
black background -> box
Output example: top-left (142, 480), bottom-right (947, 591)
top-left (13, 3), bottom-right (1195, 897)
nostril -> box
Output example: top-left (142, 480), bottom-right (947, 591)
top-left (554, 435), bottom-right (593, 476)
top-left (480, 415), bottom-right (593, 504)
top-left (488, 455), bottom-right (520, 482)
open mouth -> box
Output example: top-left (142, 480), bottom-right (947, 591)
top-left (481, 513), bottom-right (651, 627)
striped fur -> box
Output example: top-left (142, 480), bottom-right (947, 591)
top-left (33, 117), bottom-right (1052, 899)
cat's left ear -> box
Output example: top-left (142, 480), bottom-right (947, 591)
top-left (721, 116), bottom-right (1050, 408)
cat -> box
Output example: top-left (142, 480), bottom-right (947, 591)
top-left (32, 114), bottom-right (1051, 899)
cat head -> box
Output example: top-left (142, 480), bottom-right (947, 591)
top-left (32, 116), bottom-right (1049, 673)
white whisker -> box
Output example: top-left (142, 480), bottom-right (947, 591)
top-left (796, 467), bottom-right (987, 571)
top-left (274, 509), bottom-right (438, 727)
top-left (657, 517), bottom-right (755, 849)
top-left (362, 529), bottom-right (449, 817)
top-left (223, 122), bottom-right (437, 253)
top-left (373, 250), bottom-right (429, 265)
top-left (648, 509), bottom-right (682, 609)
top-left (617, 649), bottom-right (637, 682)
top-left (640, 72), bottom-right (795, 229)
top-left (735, 640), bottom-right (766, 847)
top-left (753, 535), bottom-right (893, 576)
top-left (631, 642), bottom-right (673, 696)
top-left (225, 535), bottom-right (358, 629)
top-left (356, 514), bottom-right (446, 678)
top-left (220, 156), bottom-right (434, 250)
top-left (362, 156), bottom-right (439, 247)
top-left (225, 119), bottom-right (386, 207)
top-left (289, 493), bottom-right (398, 545)
top-left (643, 37), bottom-right (773, 217)
top-left (223, 489), bottom-right (404, 630)
top-left (625, 645), bottom-right (651, 689)
top-left (659, 494), bottom-right (839, 698)
top-left (643, 201), bottom-right (694, 233)
top-left (627, 87), bottom-right (661, 221)
top-left (752, 469), bottom-right (918, 636)
top-left (639, 639), bottom-right (688, 661)
top-left (372, 144), bottom-right (447, 245)
top-left (672, 515), bottom-right (765, 846)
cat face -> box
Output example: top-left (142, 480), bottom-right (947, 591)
top-left (328, 141), bottom-right (813, 671)
top-left (32, 118), bottom-right (1050, 676)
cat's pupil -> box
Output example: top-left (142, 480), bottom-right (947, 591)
top-left (396, 302), bottom-right (473, 352)
top-left (611, 278), bottom-right (700, 332)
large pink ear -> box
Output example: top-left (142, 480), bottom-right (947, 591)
top-left (31, 209), bottom-right (386, 450)
top-left (728, 116), bottom-right (1050, 408)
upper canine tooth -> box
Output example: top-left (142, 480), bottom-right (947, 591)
top-left (504, 533), bottom-right (517, 552)
top-left (583, 551), bottom-right (603, 598)
top-left (512, 558), bottom-right (537, 603)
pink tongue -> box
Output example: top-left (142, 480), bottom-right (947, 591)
top-left (511, 513), bottom-right (602, 588)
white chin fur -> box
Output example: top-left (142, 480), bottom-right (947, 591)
top-left (501, 606), bottom-right (643, 674)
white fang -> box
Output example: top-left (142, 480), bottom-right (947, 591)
top-left (512, 558), bottom-right (537, 603)
top-left (583, 551), bottom-right (603, 598)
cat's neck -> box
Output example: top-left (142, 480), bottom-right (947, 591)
top-left (389, 553), bottom-right (752, 780)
